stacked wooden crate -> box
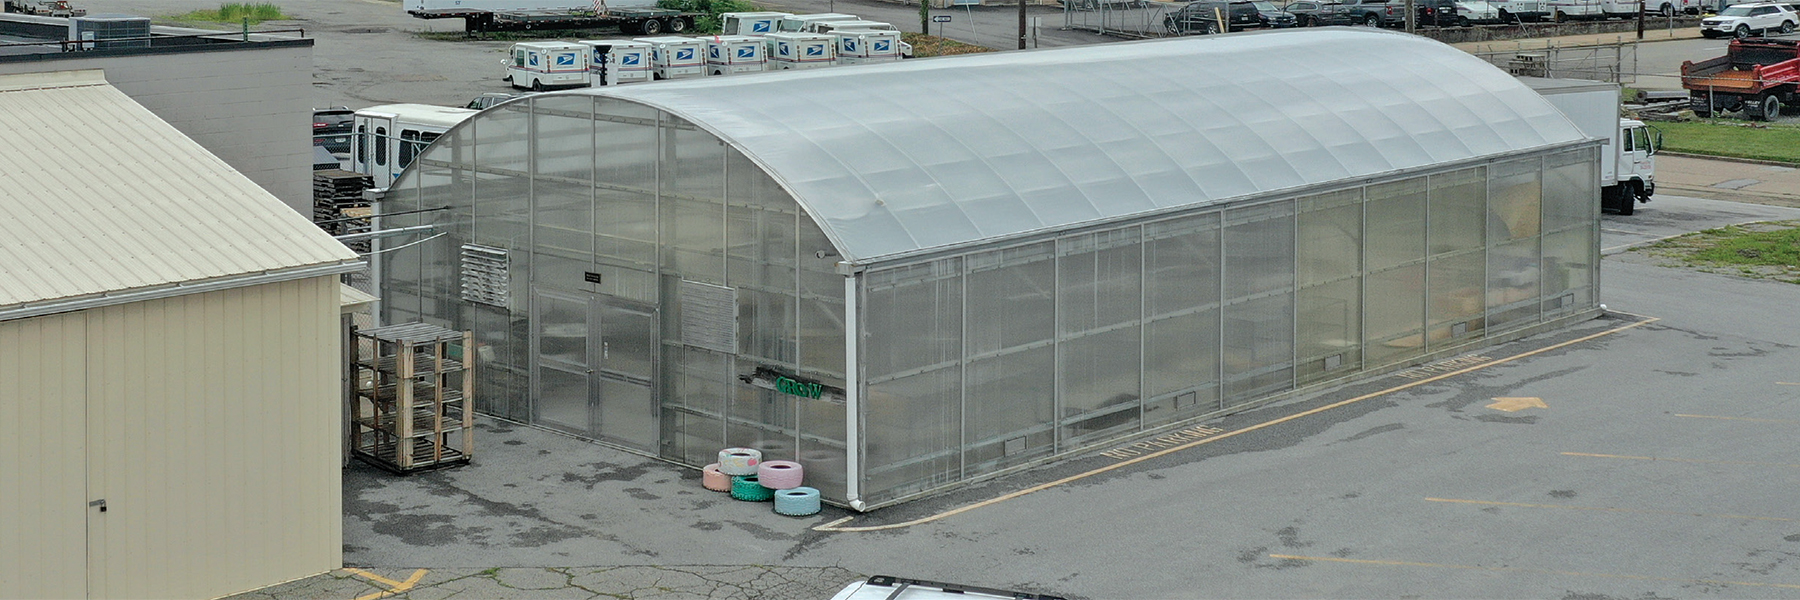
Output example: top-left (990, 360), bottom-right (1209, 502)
top-left (313, 169), bottom-right (373, 252)
top-left (351, 323), bottom-right (474, 474)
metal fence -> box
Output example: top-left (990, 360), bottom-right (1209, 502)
top-left (1466, 41), bottom-right (1637, 83)
top-left (1061, 0), bottom-right (1182, 38)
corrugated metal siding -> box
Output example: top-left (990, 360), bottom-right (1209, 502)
top-left (0, 276), bottom-right (341, 600)
top-left (0, 311), bottom-right (88, 600)
top-left (86, 275), bottom-right (341, 599)
top-left (0, 69), bottom-right (357, 311)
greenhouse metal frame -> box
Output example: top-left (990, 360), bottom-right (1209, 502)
top-left (375, 28), bottom-right (1602, 510)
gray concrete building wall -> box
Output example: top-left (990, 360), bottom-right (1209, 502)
top-left (0, 42), bottom-right (316, 214)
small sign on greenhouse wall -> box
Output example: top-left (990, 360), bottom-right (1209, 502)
top-left (740, 366), bottom-right (845, 404)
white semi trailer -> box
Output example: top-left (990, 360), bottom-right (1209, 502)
top-left (1523, 77), bottom-right (1659, 215)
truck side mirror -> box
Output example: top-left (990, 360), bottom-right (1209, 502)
top-left (1651, 126), bottom-right (1663, 153)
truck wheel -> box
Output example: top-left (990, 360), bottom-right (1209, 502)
top-left (1783, 20), bottom-right (1795, 33)
top-left (641, 18), bottom-right (662, 34)
top-left (1761, 95), bottom-right (1782, 119)
top-left (1554, 10), bottom-right (1567, 22)
top-left (1363, 13), bottom-right (1381, 25)
top-left (668, 17), bottom-right (687, 33)
top-left (1660, 3), bottom-right (1673, 16)
top-left (531, 79), bottom-right (544, 92)
top-left (1618, 183), bottom-right (1637, 215)
top-left (1735, 23), bottom-right (1751, 38)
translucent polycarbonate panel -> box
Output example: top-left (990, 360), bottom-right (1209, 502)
top-left (594, 101), bottom-right (660, 270)
top-left (1543, 147), bottom-right (1599, 230)
top-left (1366, 178), bottom-right (1427, 272)
top-left (1297, 277), bottom-right (1360, 385)
top-left (531, 95), bottom-right (595, 182)
top-left (1365, 264), bottom-right (1425, 366)
top-left (1488, 236), bottom-right (1541, 330)
top-left (734, 286), bottom-right (794, 362)
top-left (964, 344), bottom-right (1054, 474)
top-left (1297, 190), bottom-right (1361, 288)
top-left (1058, 327), bottom-right (1141, 445)
top-left (660, 118), bottom-right (726, 284)
top-left (966, 243), bottom-right (1055, 356)
top-left (1428, 250), bottom-right (1486, 344)
top-left (1488, 158), bottom-right (1542, 242)
top-left (864, 260), bottom-right (962, 380)
top-left (1143, 213), bottom-right (1221, 421)
top-left (1542, 227), bottom-right (1595, 316)
top-left (1058, 229), bottom-right (1143, 335)
top-left (796, 396), bottom-right (847, 501)
top-left (1224, 201), bottom-right (1295, 300)
top-left (661, 345), bottom-right (730, 466)
top-left (727, 358), bottom-right (795, 451)
top-left (865, 367), bottom-right (961, 503)
top-left (480, 102), bottom-right (532, 177)
top-left (1223, 292), bottom-right (1293, 403)
top-left (1428, 167), bottom-right (1486, 255)
top-left (470, 304), bottom-right (528, 421)
top-left (592, 29), bottom-right (1587, 263)
top-left (534, 178), bottom-right (592, 255)
top-left (797, 221), bottom-right (844, 380)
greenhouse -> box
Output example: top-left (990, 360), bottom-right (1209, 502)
top-left (375, 27), bottom-right (1602, 510)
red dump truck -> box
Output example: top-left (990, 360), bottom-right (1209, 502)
top-left (1683, 38), bottom-right (1800, 120)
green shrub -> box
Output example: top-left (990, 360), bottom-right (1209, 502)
top-left (169, 3), bottom-right (289, 25)
top-left (657, 0), bottom-right (757, 34)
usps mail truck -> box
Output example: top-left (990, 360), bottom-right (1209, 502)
top-left (505, 41), bottom-right (591, 90)
top-left (580, 39), bottom-right (652, 85)
top-left (719, 11), bottom-right (791, 35)
top-left (636, 36), bottom-right (705, 80)
top-left (764, 32), bottom-right (836, 70)
top-left (834, 30), bottom-right (901, 65)
top-left (706, 35), bottom-right (767, 75)
top-left (777, 12), bottom-right (857, 31)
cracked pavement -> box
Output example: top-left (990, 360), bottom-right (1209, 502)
top-left (233, 566), bottom-right (863, 600)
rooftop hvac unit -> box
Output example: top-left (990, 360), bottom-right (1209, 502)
top-left (68, 14), bottom-right (151, 51)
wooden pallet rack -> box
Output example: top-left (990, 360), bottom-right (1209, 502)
top-left (313, 169), bottom-right (373, 252)
top-left (352, 322), bottom-right (474, 473)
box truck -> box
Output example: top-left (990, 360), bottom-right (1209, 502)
top-left (580, 39), bottom-right (652, 85)
top-left (504, 41), bottom-right (591, 91)
top-left (707, 35), bottom-right (767, 75)
top-left (1523, 77), bottom-right (1658, 215)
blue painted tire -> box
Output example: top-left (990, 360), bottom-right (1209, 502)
top-left (773, 486), bottom-right (821, 516)
top-left (730, 475), bottom-right (774, 502)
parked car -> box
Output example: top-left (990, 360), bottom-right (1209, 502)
top-left (1415, 0), bottom-right (1467, 25)
top-left (1286, 0), bottom-right (1362, 24)
top-left (1250, 0), bottom-right (1300, 26)
top-left (466, 92), bottom-right (530, 110)
top-left (1701, 1), bottom-right (1797, 36)
top-left (1455, 0), bottom-right (1507, 22)
top-left (1163, 0), bottom-right (1266, 34)
top-left (1339, 0), bottom-right (1409, 26)
top-left (312, 106), bottom-right (353, 154)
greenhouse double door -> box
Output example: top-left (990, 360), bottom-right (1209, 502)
top-left (531, 289), bottom-right (658, 451)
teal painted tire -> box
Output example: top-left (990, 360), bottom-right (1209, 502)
top-left (774, 487), bottom-right (821, 516)
top-left (730, 475), bottom-right (774, 502)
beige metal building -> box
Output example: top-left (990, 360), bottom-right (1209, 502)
top-left (0, 70), bottom-right (362, 599)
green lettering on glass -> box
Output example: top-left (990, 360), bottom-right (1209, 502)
top-left (773, 376), bottom-right (822, 399)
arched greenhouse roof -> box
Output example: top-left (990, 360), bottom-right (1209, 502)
top-left (573, 28), bottom-right (1589, 264)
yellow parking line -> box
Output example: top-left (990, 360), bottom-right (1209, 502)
top-left (345, 568), bottom-right (428, 600)
top-left (1563, 451), bottom-right (1800, 469)
top-left (1425, 497), bottom-right (1793, 522)
top-left (1268, 554), bottom-right (1800, 590)
top-left (1674, 414), bottom-right (1800, 424)
top-left (810, 315), bottom-right (1658, 533)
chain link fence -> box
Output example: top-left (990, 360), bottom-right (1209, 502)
top-left (1469, 41), bottom-right (1637, 83)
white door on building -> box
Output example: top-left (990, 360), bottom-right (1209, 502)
top-left (531, 289), bottom-right (658, 451)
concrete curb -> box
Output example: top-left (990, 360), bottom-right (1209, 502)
top-left (1659, 150), bottom-right (1800, 169)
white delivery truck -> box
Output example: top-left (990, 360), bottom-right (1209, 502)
top-left (810, 21), bottom-right (912, 57)
top-left (636, 36), bottom-right (705, 80)
top-left (580, 39), bottom-right (652, 85)
top-left (719, 11), bottom-right (791, 35)
top-left (778, 12), bottom-right (858, 31)
top-left (505, 42), bottom-right (591, 91)
top-left (834, 29), bottom-right (902, 65)
top-left (1523, 77), bottom-right (1658, 215)
top-left (765, 32), bottom-right (836, 69)
top-left (706, 35), bottom-right (767, 75)
top-left (351, 104), bottom-right (478, 184)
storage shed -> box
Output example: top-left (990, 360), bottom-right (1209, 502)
top-left (374, 28), bottom-right (1602, 510)
top-left (0, 70), bottom-right (362, 598)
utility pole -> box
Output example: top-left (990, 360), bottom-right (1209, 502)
top-left (1636, 0), bottom-right (1646, 38)
top-left (1405, 0), bottom-right (1416, 32)
top-left (922, 0), bottom-right (931, 36)
top-left (1018, 0), bottom-right (1027, 49)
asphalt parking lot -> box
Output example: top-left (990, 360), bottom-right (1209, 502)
top-left (222, 189), bottom-right (1800, 600)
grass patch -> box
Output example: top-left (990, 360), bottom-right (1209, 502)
top-left (1634, 220), bottom-right (1800, 283)
top-left (901, 32), bottom-right (994, 57)
top-left (167, 3), bottom-right (289, 24)
top-left (1654, 119), bottom-right (1800, 164)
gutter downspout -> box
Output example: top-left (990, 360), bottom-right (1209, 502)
top-left (841, 262), bottom-right (865, 511)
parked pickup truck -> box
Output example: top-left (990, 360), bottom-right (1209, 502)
top-left (1683, 37), bottom-right (1800, 119)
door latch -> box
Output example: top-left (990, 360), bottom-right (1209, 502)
top-left (89, 499), bottom-right (106, 513)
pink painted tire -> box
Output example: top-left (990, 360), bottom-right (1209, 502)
top-left (702, 463), bottom-right (731, 492)
top-left (756, 460), bottom-right (804, 490)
